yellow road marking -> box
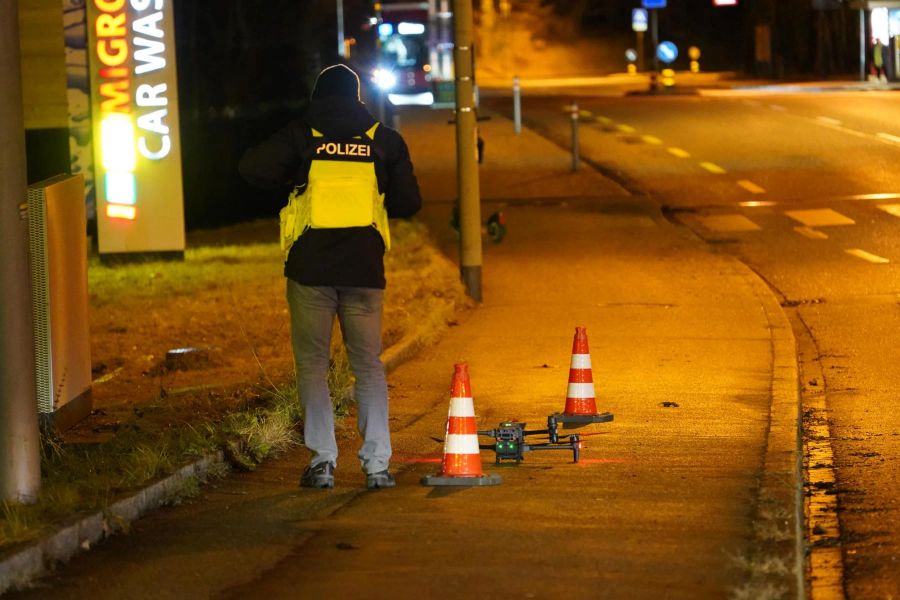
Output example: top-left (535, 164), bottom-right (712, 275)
top-left (786, 209), bottom-right (855, 227)
top-left (578, 109), bottom-right (593, 118)
top-left (699, 161), bottom-right (726, 174)
top-left (667, 147), bottom-right (690, 158)
top-left (616, 124), bottom-right (636, 133)
top-left (596, 116), bottom-right (612, 125)
top-left (794, 226), bottom-right (828, 240)
top-left (737, 180), bottom-right (766, 194)
top-left (845, 249), bottom-right (890, 263)
top-left (641, 135), bottom-right (663, 145)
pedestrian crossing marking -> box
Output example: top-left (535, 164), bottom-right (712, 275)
top-left (794, 226), bottom-right (828, 240)
top-left (877, 204), bottom-right (900, 218)
top-left (737, 180), bottom-right (766, 194)
top-left (845, 249), bottom-right (890, 264)
top-left (697, 214), bottom-right (761, 232)
top-left (699, 161), bottom-right (726, 174)
top-left (642, 135), bottom-right (663, 145)
top-left (785, 209), bottom-right (855, 227)
top-left (668, 147), bottom-right (690, 158)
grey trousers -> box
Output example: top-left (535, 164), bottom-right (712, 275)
top-left (286, 280), bottom-right (391, 474)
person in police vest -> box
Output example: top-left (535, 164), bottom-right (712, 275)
top-left (239, 64), bottom-right (422, 489)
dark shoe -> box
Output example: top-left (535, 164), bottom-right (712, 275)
top-left (366, 470), bottom-right (395, 489)
top-left (300, 462), bottom-right (335, 489)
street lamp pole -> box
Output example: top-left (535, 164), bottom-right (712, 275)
top-left (453, 0), bottom-right (483, 302)
top-left (0, 0), bottom-right (41, 504)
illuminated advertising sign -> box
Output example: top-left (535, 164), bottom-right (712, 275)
top-left (713, 0), bottom-right (738, 5)
top-left (86, 0), bottom-right (185, 258)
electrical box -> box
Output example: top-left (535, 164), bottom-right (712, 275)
top-left (27, 174), bottom-right (93, 431)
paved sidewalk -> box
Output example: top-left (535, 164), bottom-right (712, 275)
top-left (9, 107), bottom-right (800, 599)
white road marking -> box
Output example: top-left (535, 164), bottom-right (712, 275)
top-left (842, 192), bottom-right (900, 201)
top-left (794, 226), bottom-right (829, 240)
top-left (876, 132), bottom-right (900, 144)
top-left (845, 249), bottom-right (890, 264)
top-left (737, 180), bottom-right (766, 194)
top-left (697, 214), bottom-right (761, 232)
top-left (785, 209), bottom-right (855, 227)
top-left (617, 124), bottom-right (636, 133)
top-left (816, 116), bottom-right (842, 126)
top-left (877, 204), bottom-right (900, 218)
top-left (699, 161), bottom-right (727, 174)
top-left (642, 135), bottom-right (663, 145)
top-left (668, 147), bottom-right (690, 158)
top-left (739, 200), bottom-right (777, 208)
top-left (769, 104), bottom-right (787, 111)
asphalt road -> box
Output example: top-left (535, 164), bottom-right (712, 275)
top-left (485, 88), bottom-right (900, 599)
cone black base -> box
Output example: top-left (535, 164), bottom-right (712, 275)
top-left (421, 473), bottom-right (502, 486)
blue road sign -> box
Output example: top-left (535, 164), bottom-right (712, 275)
top-left (642, 0), bottom-right (667, 8)
top-left (632, 8), bottom-right (648, 32)
top-left (657, 41), bottom-right (678, 64)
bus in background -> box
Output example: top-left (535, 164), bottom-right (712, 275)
top-left (372, 1), bottom-right (453, 106)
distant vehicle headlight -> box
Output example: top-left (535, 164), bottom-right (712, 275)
top-left (372, 68), bottom-right (397, 90)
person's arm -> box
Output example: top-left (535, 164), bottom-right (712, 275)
top-left (380, 129), bottom-right (422, 218)
top-left (238, 121), bottom-right (308, 190)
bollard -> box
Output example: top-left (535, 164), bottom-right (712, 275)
top-left (513, 76), bottom-right (521, 135)
top-left (570, 101), bottom-right (579, 172)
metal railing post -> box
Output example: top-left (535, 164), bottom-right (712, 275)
top-left (570, 102), bottom-right (579, 172)
top-left (512, 75), bottom-right (521, 135)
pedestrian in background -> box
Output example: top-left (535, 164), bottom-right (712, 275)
top-left (239, 64), bottom-right (422, 489)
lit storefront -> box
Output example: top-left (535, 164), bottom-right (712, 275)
top-left (851, 0), bottom-right (900, 81)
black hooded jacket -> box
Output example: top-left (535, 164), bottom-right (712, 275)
top-left (239, 97), bottom-right (422, 289)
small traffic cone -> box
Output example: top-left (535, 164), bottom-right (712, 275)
top-left (558, 327), bottom-right (613, 426)
top-left (421, 363), bottom-right (501, 486)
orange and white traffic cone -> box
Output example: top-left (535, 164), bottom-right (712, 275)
top-left (558, 327), bottom-right (613, 426)
top-left (421, 363), bottom-right (501, 486)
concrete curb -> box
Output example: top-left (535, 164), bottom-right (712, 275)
top-left (734, 262), bottom-right (804, 597)
top-left (0, 452), bottom-right (224, 595)
top-left (0, 328), bottom-right (426, 595)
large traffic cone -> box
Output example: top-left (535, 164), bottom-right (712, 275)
top-left (421, 363), bottom-right (501, 486)
top-left (558, 327), bottom-right (613, 426)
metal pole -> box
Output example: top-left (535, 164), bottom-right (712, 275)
top-left (860, 9), bottom-right (867, 81)
top-left (0, 0), bottom-right (41, 504)
top-left (650, 9), bottom-right (659, 90)
top-left (570, 102), bottom-right (579, 172)
top-left (337, 0), bottom-right (346, 58)
top-left (637, 30), bottom-right (645, 72)
top-left (512, 75), bottom-right (521, 135)
top-left (453, 0), bottom-right (483, 302)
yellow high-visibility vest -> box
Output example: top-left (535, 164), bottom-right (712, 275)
top-left (279, 122), bottom-right (390, 258)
